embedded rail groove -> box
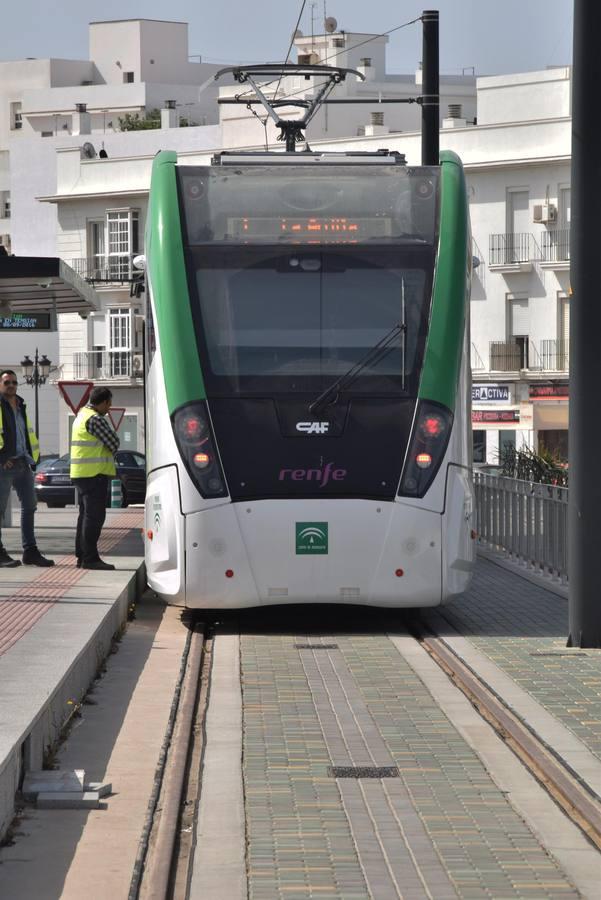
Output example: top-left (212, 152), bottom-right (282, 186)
top-left (415, 625), bottom-right (601, 851)
top-left (131, 621), bottom-right (208, 900)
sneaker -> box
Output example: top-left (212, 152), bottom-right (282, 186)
top-left (22, 547), bottom-right (55, 567)
top-left (82, 559), bottom-right (115, 571)
top-left (0, 548), bottom-right (21, 568)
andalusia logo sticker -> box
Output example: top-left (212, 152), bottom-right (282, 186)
top-left (296, 522), bottom-right (328, 555)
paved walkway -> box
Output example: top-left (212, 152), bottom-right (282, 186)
top-left (428, 558), bottom-right (601, 763)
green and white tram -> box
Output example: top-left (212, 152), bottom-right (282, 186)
top-left (143, 146), bottom-right (475, 608)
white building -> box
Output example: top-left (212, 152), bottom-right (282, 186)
top-left (0, 18), bottom-right (229, 452)
top-left (3, 19), bottom-right (572, 466)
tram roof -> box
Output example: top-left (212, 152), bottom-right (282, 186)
top-left (0, 255), bottom-right (99, 315)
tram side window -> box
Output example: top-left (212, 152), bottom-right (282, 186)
top-left (472, 430), bottom-right (486, 463)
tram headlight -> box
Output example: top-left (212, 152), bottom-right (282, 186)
top-left (173, 401), bottom-right (228, 498)
top-left (398, 400), bottom-right (453, 498)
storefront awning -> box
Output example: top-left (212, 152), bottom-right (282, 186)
top-left (0, 256), bottom-right (99, 315)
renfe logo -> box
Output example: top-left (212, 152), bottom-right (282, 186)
top-left (279, 462), bottom-right (347, 487)
top-left (296, 421), bottom-right (330, 434)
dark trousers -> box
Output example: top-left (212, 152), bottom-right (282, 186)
top-left (73, 475), bottom-right (108, 563)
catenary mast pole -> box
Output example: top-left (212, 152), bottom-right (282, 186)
top-left (421, 10), bottom-right (439, 166)
top-left (568, 0), bottom-right (601, 647)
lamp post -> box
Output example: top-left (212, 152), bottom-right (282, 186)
top-left (20, 348), bottom-right (51, 438)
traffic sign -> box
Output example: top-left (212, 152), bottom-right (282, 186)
top-left (108, 407), bottom-right (125, 431)
top-left (58, 381), bottom-right (93, 414)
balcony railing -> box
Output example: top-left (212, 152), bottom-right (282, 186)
top-left (476, 339), bottom-right (569, 373)
top-left (540, 228), bottom-right (570, 262)
top-left (73, 350), bottom-right (142, 380)
top-left (68, 255), bottom-right (139, 284)
top-left (489, 233), bottom-right (538, 266)
top-left (538, 339), bottom-right (569, 371)
top-left (489, 340), bottom-right (528, 371)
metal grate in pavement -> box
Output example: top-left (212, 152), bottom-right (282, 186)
top-left (328, 765), bottom-right (399, 778)
top-left (294, 643), bottom-right (339, 650)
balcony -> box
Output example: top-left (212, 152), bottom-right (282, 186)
top-left (73, 349), bottom-right (143, 381)
top-left (540, 229), bottom-right (570, 270)
top-left (489, 340), bottom-right (527, 372)
top-left (480, 339), bottom-right (569, 375)
top-left (489, 233), bottom-right (538, 273)
top-left (68, 256), bottom-right (139, 285)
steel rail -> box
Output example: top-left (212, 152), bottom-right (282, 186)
top-left (130, 621), bottom-right (206, 899)
top-left (414, 625), bottom-right (601, 851)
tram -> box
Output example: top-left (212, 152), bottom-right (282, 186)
top-left (142, 137), bottom-right (475, 608)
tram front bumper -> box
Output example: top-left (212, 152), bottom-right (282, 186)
top-left (184, 499), bottom-right (443, 609)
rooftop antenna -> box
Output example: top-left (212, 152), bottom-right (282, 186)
top-left (324, 16), bottom-right (338, 33)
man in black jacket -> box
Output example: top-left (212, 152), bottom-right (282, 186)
top-left (0, 369), bottom-right (54, 567)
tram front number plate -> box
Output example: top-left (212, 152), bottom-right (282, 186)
top-left (296, 522), bottom-right (328, 555)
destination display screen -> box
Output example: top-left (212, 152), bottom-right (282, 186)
top-left (227, 216), bottom-right (392, 242)
top-left (178, 164), bottom-right (440, 246)
top-left (0, 312), bottom-right (52, 331)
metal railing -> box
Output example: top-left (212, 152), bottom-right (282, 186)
top-left (489, 340), bottom-right (528, 371)
top-left (540, 228), bottom-right (570, 262)
top-left (471, 342), bottom-right (486, 372)
top-left (489, 232), bottom-right (537, 266)
top-left (539, 339), bottom-right (569, 371)
top-left (68, 255), bottom-right (138, 284)
top-left (73, 349), bottom-right (142, 380)
top-left (474, 473), bottom-right (568, 582)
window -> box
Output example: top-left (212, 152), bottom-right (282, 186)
top-left (498, 429), bottom-right (515, 465)
top-left (473, 430), bottom-right (486, 463)
top-left (123, 72), bottom-right (134, 83)
top-left (508, 294), bottom-right (529, 368)
top-left (88, 219), bottom-right (105, 278)
top-left (10, 102), bottom-right (22, 130)
top-left (1, 194), bottom-right (9, 219)
top-left (107, 210), bottom-right (139, 280)
top-left (109, 307), bottom-right (132, 376)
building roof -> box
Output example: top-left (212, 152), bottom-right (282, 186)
top-left (0, 256), bottom-right (99, 314)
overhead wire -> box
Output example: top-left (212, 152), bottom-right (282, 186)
top-left (232, 14), bottom-right (423, 108)
top-left (273, 0), bottom-right (309, 103)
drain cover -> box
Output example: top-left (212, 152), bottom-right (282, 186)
top-left (328, 766), bottom-right (399, 779)
top-left (295, 643), bottom-right (339, 650)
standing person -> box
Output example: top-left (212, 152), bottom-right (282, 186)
top-left (0, 369), bottom-right (54, 567)
top-left (70, 386), bottom-right (120, 571)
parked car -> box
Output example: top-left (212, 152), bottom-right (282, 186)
top-left (34, 451), bottom-right (146, 508)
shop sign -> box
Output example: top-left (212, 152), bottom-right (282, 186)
top-left (529, 384), bottom-right (569, 399)
top-left (472, 384), bottom-right (510, 402)
top-left (472, 409), bottom-right (520, 424)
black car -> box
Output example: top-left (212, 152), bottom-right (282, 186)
top-left (34, 451), bottom-right (146, 508)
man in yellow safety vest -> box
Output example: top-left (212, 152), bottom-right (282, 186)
top-left (0, 369), bottom-right (54, 567)
top-left (70, 386), bottom-right (120, 570)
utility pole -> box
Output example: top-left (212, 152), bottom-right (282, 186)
top-left (421, 10), bottom-right (439, 166)
top-left (568, 0), bottom-right (601, 647)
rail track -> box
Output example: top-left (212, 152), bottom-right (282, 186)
top-left (130, 606), bottom-right (601, 899)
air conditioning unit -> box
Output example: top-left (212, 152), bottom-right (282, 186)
top-left (132, 354), bottom-right (144, 374)
top-left (533, 203), bottom-right (557, 224)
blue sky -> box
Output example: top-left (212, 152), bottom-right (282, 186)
top-left (0, 1), bottom-right (573, 76)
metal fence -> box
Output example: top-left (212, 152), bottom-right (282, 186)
top-left (474, 472), bottom-right (568, 582)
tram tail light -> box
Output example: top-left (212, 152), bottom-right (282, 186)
top-left (173, 401), bottom-right (228, 498)
top-left (399, 400), bottom-right (453, 498)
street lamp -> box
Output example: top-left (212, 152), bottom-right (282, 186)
top-left (20, 348), bottom-right (51, 437)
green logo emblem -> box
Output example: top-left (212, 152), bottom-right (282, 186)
top-left (296, 522), bottom-right (328, 555)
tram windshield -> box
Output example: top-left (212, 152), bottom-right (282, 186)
top-left (178, 164), bottom-right (438, 396)
top-left (187, 246), bottom-right (433, 395)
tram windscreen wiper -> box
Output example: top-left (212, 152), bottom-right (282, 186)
top-left (309, 320), bottom-right (407, 416)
